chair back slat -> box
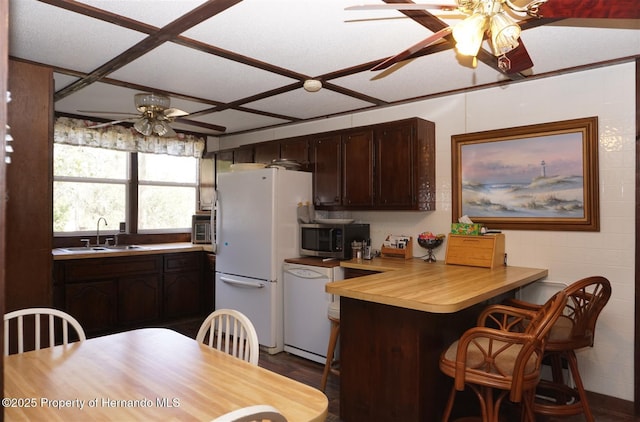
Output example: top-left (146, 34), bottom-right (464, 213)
top-left (4, 308), bottom-right (86, 356)
top-left (196, 309), bottom-right (260, 366)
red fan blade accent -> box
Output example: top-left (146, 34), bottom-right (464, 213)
top-left (538, 0), bottom-right (640, 19)
top-left (371, 26), bottom-right (452, 71)
top-left (502, 40), bottom-right (534, 74)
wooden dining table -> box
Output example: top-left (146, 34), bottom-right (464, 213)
top-left (4, 328), bottom-right (328, 421)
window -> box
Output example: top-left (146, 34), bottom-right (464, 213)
top-left (138, 152), bottom-right (197, 232)
top-left (54, 145), bottom-right (198, 235)
top-left (53, 144), bottom-right (127, 233)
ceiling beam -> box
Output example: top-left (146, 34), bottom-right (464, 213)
top-left (52, 0), bottom-right (243, 101)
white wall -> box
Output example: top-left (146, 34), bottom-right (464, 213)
top-left (222, 62), bottom-right (637, 401)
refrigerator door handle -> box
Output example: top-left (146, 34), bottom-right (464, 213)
top-left (212, 189), bottom-right (219, 253)
top-left (220, 276), bottom-right (265, 289)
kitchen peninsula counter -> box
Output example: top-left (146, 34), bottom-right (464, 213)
top-left (328, 257), bottom-right (547, 313)
top-left (326, 257), bottom-right (548, 421)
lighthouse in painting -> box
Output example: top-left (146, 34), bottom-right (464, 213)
top-left (540, 160), bottom-right (546, 178)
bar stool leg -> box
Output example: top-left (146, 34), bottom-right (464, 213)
top-left (320, 317), bottom-right (340, 392)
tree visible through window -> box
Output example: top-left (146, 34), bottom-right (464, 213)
top-left (54, 144), bottom-right (198, 234)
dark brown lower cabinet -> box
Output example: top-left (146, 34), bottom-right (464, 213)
top-left (119, 274), bottom-right (162, 326)
top-left (65, 280), bottom-right (117, 334)
top-left (54, 251), bottom-right (206, 336)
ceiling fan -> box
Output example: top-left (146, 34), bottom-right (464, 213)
top-left (347, 0), bottom-right (640, 74)
top-left (82, 93), bottom-right (225, 137)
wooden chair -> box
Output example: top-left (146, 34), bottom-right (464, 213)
top-left (4, 307), bottom-right (86, 355)
top-left (439, 290), bottom-right (568, 422)
top-left (320, 299), bottom-right (340, 392)
top-left (506, 276), bottom-right (612, 421)
top-left (211, 404), bottom-right (287, 422)
top-left (196, 309), bottom-right (260, 366)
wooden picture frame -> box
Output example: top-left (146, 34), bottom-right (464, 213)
top-left (451, 117), bottom-right (599, 231)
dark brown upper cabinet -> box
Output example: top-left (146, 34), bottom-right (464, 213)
top-left (280, 137), bottom-right (310, 170)
top-left (254, 142), bottom-right (280, 164)
top-left (342, 129), bottom-right (374, 208)
top-left (311, 134), bottom-right (342, 207)
top-left (311, 118), bottom-right (435, 211)
top-left (374, 118), bottom-right (435, 210)
top-left (215, 117), bottom-right (435, 211)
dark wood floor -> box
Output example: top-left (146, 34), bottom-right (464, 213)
top-left (167, 318), bottom-right (634, 422)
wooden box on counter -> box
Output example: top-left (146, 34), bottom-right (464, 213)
top-left (445, 234), bottom-right (505, 268)
top-left (380, 236), bottom-right (413, 259)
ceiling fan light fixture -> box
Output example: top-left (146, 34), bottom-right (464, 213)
top-left (153, 120), bottom-right (176, 137)
top-left (134, 118), bottom-right (153, 136)
top-left (490, 12), bottom-right (521, 55)
top-left (303, 79), bottom-right (322, 93)
top-left (452, 13), bottom-right (488, 58)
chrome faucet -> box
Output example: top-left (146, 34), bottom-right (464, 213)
top-left (96, 217), bottom-right (108, 246)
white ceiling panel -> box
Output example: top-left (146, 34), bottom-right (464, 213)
top-left (245, 88), bottom-right (376, 120)
top-left (108, 42), bottom-right (297, 103)
top-left (182, 0), bottom-right (443, 75)
top-left (9, 0), bottom-right (147, 73)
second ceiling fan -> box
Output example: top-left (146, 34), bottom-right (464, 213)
top-left (348, 0), bottom-right (640, 74)
top-left (83, 93), bottom-right (226, 137)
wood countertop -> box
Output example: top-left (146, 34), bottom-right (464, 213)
top-left (326, 258), bottom-right (548, 314)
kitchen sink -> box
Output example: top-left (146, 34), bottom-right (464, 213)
top-left (59, 245), bottom-right (147, 253)
top-left (105, 245), bottom-right (147, 250)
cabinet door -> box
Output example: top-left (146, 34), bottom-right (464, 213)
top-left (164, 271), bottom-right (202, 319)
top-left (233, 147), bottom-right (254, 163)
top-left (311, 135), bottom-right (342, 207)
top-left (375, 122), bottom-right (414, 208)
top-left (280, 137), bottom-right (310, 169)
top-left (118, 274), bottom-right (162, 326)
top-left (163, 252), bottom-right (204, 319)
top-left (254, 142), bottom-right (280, 164)
top-left (342, 129), bottom-right (374, 207)
top-left (65, 280), bottom-right (117, 335)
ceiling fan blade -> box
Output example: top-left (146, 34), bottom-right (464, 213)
top-left (371, 26), bottom-right (452, 71)
top-left (164, 108), bottom-right (190, 118)
top-left (500, 40), bottom-right (534, 74)
top-left (346, 3), bottom-right (457, 11)
top-left (537, 0), bottom-right (640, 19)
top-left (87, 118), bottom-right (137, 129)
top-left (78, 110), bottom-right (139, 116)
top-left (174, 117), bottom-right (226, 133)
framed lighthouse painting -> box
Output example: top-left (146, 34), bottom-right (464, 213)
top-left (451, 117), bottom-right (599, 231)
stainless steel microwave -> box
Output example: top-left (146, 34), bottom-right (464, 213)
top-left (192, 214), bottom-right (211, 244)
top-left (300, 223), bottom-right (370, 259)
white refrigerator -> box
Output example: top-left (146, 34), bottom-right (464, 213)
top-left (214, 167), bottom-right (312, 354)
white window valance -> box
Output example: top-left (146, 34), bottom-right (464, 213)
top-left (54, 117), bottom-right (205, 158)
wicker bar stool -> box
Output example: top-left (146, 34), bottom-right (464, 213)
top-left (507, 276), bottom-right (611, 422)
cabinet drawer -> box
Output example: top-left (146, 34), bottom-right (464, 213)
top-left (63, 255), bottom-right (162, 282)
top-left (445, 234), bottom-right (505, 268)
top-left (164, 252), bottom-right (201, 272)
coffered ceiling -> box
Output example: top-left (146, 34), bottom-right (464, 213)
top-left (8, 0), bottom-right (640, 137)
